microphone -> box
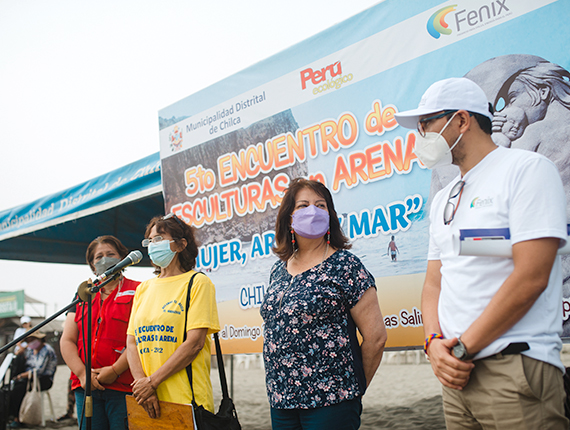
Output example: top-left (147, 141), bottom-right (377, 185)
top-left (93, 250), bottom-right (143, 285)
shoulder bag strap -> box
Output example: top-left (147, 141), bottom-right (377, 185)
top-left (30, 368), bottom-right (39, 393)
top-left (184, 273), bottom-right (231, 402)
top-left (213, 332), bottom-right (230, 399)
top-left (183, 272), bottom-right (200, 404)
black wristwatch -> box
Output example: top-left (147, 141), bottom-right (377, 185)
top-left (452, 338), bottom-right (475, 361)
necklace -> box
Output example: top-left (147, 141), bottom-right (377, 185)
top-left (279, 242), bottom-right (329, 313)
top-left (100, 277), bottom-right (124, 300)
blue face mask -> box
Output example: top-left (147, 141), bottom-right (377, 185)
top-left (148, 240), bottom-right (176, 268)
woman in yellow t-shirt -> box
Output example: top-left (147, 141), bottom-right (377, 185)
top-left (126, 213), bottom-right (220, 419)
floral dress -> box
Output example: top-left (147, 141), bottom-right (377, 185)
top-left (260, 249), bottom-right (375, 409)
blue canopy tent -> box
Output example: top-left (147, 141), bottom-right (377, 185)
top-left (0, 153), bottom-right (164, 266)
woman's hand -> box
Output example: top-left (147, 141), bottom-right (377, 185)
top-left (142, 393), bottom-right (161, 419)
top-left (15, 370), bottom-right (30, 381)
top-left (79, 369), bottom-right (105, 391)
top-left (94, 366), bottom-right (118, 385)
top-left (132, 376), bottom-right (156, 405)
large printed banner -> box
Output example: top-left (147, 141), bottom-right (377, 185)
top-left (0, 290), bottom-right (24, 319)
top-left (158, 0), bottom-right (570, 352)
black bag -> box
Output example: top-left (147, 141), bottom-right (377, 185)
top-left (191, 361), bottom-right (241, 430)
top-left (0, 384), bottom-right (10, 430)
top-left (193, 400), bottom-right (241, 430)
top-left (183, 274), bottom-right (241, 430)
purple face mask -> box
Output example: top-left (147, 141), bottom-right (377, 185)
top-left (27, 340), bottom-right (41, 350)
top-left (291, 205), bottom-right (330, 239)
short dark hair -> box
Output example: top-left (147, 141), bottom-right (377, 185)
top-left (273, 178), bottom-right (350, 261)
top-left (472, 113), bottom-right (492, 135)
top-left (144, 214), bottom-right (199, 275)
top-left (471, 103), bottom-right (493, 135)
top-left (86, 235), bottom-right (129, 272)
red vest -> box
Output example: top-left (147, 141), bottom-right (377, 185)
top-left (71, 277), bottom-right (140, 392)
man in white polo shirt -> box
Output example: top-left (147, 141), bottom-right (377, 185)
top-left (395, 77), bottom-right (568, 429)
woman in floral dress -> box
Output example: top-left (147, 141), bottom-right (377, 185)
top-left (261, 178), bottom-right (388, 430)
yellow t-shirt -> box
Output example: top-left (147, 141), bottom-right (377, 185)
top-left (127, 270), bottom-right (220, 412)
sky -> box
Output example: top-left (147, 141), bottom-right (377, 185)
top-left (0, 0), bottom-right (380, 317)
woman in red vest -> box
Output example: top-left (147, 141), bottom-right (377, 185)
top-left (60, 235), bottom-right (140, 430)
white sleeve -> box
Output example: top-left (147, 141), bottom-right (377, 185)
top-left (509, 156), bottom-right (567, 247)
top-left (427, 198), bottom-right (442, 260)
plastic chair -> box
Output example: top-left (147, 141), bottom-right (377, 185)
top-left (41, 389), bottom-right (55, 427)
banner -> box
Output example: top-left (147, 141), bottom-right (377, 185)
top-left (0, 290), bottom-right (25, 319)
top-left (158, 0), bottom-right (570, 352)
top-left (0, 153), bottom-right (161, 242)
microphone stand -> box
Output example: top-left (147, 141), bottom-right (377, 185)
top-left (81, 273), bottom-right (121, 430)
top-left (0, 300), bottom-right (81, 355)
top-left (0, 273), bottom-right (121, 430)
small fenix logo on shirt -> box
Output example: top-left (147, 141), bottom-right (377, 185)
top-left (470, 196), bottom-right (494, 209)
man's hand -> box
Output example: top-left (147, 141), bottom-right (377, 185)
top-left (428, 337), bottom-right (475, 390)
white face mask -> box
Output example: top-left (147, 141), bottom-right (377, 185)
top-left (414, 112), bottom-right (463, 169)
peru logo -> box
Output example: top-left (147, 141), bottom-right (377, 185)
top-left (300, 61), bottom-right (342, 90)
top-left (427, 5), bottom-right (457, 39)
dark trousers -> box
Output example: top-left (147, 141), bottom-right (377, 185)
top-left (270, 397), bottom-right (362, 430)
top-left (10, 355), bottom-right (26, 378)
top-left (9, 375), bottom-right (53, 418)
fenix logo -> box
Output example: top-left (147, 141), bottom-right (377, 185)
top-left (427, 0), bottom-right (510, 39)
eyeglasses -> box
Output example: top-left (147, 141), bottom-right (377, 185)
top-left (141, 214), bottom-right (185, 247)
top-left (443, 180), bottom-right (465, 225)
top-left (417, 110), bottom-right (457, 137)
top-left (141, 236), bottom-right (175, 247)
top-left (163, 213), bottom-right (186, 226)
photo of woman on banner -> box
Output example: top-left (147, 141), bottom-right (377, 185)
top-left (260, 178), bottom-right (387, 430)
top-left (126, 213), bottom-right (220, 419)
top-left (60, 235), bottom-right (140, 430)
top-left (427, 54), bottom-right (570, 335)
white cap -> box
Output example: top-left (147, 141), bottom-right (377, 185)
top-left (20, 316), bottom-right (31, 324)
top-left (394, 77), bottom-right (494, 129)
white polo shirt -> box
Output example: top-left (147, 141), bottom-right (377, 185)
top-left (428, 146), bottom-right (567, 371)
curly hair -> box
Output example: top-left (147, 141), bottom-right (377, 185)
top-left (144, 214), bottom-right (199, 275)
top-left (85, 235), bottom-right (129, 273)
top-left (273, 178), bottom-right (350, 261)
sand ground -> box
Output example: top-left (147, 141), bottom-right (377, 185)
top-left (21, 347), bottom-right (570, 430)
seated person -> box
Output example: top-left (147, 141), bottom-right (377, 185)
top-left (13, 316), bottom-right (32, 354)
top-left (9, 332), bottom-right (57, 428)
top-left (11, 316), bottom-right (32, 377)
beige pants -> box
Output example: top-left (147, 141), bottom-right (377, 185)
top-left (442, 354), bottom-right (568, 430)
